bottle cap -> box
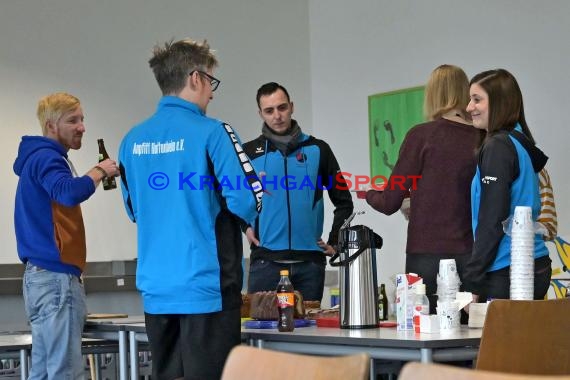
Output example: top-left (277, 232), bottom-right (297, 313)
top-left (416, 283), bottom-right (426, 295)
top-left (280, 270), bottom-right (289, 276)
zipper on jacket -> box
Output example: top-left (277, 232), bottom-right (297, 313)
top-left (284, 155), bottom-right (292, 250)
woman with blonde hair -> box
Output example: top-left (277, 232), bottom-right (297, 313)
top-left (366, 64), bottom-right (483, 314)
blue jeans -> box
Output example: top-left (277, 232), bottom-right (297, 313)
top-left (23, 263), bottom-right (87, 380)
top-left (247, 260), bottom-right (326, 301)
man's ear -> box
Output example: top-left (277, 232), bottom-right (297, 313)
top-left (290, 101), bottom-right (294, 114)
top-left (258, 109), bottom-right (263, 120)
top-left (186, 72), bottom-right (196, 90)
top-left (188, 71), bottom-right (199, 91)
top-left (45, 120), bottom-right (56, 136)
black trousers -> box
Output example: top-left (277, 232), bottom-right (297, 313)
top-left (145, 308), bottom-right (241, 380)
top-left (477, 255), bottom-right (552, 301)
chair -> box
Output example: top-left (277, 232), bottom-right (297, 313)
top-left (221, 345), bottom-right (370, 380)
top-left (476, 298), bottom-right (570, 375)
top-left (400, 362), bottom-right (570, 380)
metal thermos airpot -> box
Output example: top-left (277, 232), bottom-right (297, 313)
top-left (330, 212), bottom-right (383, 329)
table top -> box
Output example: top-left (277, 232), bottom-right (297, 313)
top-left (84, 316), bottom-right (482, 349)
top-left (85, 316), bottom-right (145, 332)
top-left (0, 333), bottom-right (32, 351)
top-left (242, 325), bottom-right (482, 349)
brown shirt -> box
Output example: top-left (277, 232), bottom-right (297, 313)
top-left (366, 118), bottom-right (481, 255)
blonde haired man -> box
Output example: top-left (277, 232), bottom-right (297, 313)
top-left (14, 92), bottom-right (119, 379)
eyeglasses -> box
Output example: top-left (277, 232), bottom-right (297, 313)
top-left (190, 70), bottom-right (220, 92)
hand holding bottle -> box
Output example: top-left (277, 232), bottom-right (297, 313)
top-left (97, 139), bottom-right (119, 190)
top-left (97, 159), bottom-right (120, 177)
top-left (90, 159), bottom-right (120, 189)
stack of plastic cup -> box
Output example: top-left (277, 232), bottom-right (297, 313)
top-left (510, 206), bottom-right (535, 300)
top-left (437, 259), bottom-right (461, 302)
top-left (436, 259), bottom-right (461, 333)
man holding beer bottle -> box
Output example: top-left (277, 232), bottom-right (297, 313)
top-left (13, 92), bottom-right (119, 378)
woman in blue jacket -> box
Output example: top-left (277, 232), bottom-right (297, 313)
top-left (463, 69), bottom-right (551, 302)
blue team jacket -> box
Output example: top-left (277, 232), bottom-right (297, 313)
top-left (119, 96), bottom-right (262, 314)
top-left (465, 125), bottom-right (549, 293)
top-left (243, 128), bottom-right (353, 263)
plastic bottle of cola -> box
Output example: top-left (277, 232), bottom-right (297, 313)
top-left (276, 270), bottom-right (295, 332)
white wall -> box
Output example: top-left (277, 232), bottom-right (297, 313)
top-left (309, 0), bottom-right (570, 295)
top-left (1, 0), bottom-right (568, 299)
top-left (0, 0), bottom-right (311, 263)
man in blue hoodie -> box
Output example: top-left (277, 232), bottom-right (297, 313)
top-left (13, 92), bottom-right (120, 379)
top-left (118, 39), bottom-right (262, 380)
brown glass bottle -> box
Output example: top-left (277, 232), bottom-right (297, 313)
top-left (379, 283), bottom-right (388, 321)
top-left (97, 139), bottom-right (117, 190)
top-left (276, 270), bottom-right (295, 332)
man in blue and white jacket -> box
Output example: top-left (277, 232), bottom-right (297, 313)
top-left (118, 39), bottom-right (262, 380)
top-left (244, 82), bottom-right (353, 302)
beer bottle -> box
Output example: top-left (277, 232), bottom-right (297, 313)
top-left (276, 270), bottom-right (295, 332)
top-left (379, 283), bottom-right (388, 321)
top-left (97, 139), bottom-right (117, 190)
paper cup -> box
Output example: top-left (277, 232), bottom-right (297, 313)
top-left (437, 301), bottom-right (460, 332)
top-left (438, 259), bottom-right (458, 282)
top-left (436, 283), bottom-right (461, 302)
top-left (468, 303), bottom-right (488, 328)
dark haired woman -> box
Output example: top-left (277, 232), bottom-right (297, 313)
top-left (463, 69), bottom-right (551, 303)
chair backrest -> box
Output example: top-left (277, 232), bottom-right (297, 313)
top-left (400, 363), bottom-right (570, 380)
top-left (476, 298), bottom-right (570, 374)
top-left (221, 345), bottom-right (370, 380)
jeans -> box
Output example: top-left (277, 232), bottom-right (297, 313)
top-left (247, 260), bottom-right (326, 301)
top-left (23, 263), bottom-right (87, 380)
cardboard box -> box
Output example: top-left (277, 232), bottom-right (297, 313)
top-left (395, 273), bottom-right (423, 330)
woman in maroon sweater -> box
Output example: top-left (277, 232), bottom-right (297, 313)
top-left (366, 65), bottom-right (483, 314)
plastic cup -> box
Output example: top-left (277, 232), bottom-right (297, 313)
top-left (438, 259), bottom-right (458, 282)
top-left (512, 206), bottom-right (533, 228)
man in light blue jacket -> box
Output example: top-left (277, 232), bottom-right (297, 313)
top-left (119, 38), bottom-right (262, 380)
